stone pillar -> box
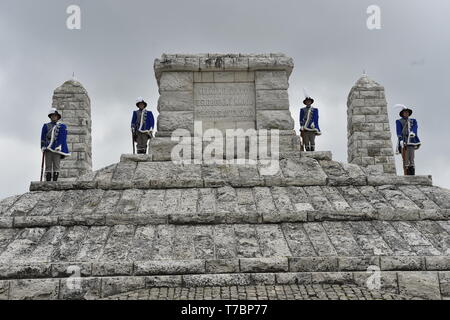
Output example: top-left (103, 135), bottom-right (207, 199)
top-left (347, 75), bottom-right (396, 174)
top-left (51, 80), bottom-right (92, 179)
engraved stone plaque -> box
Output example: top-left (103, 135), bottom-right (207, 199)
top-left (194, 82), bottom-right (256, 131)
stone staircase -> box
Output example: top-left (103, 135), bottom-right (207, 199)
top-left (0, 151), bottom-right (450, 300)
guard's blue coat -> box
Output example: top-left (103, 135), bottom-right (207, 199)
top-left (131, 109), bottom-right (154, 133)
top-left (300, 106), bottom-right (321, 135)
top-left (396, 117), bottom-right (421, 147)
top-left (41, 122), bottom-right (70, 156)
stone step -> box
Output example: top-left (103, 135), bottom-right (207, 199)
top-left (120, 151), bottom-right (333, 162)
top-left (0, 270), bottom-right (447, 300)
top-left (2, 208), bottom-right (449, 229)
top-left (5, 184), bottom-right (450, 228)
top-left (29, 155), bottom-right (433, 192)
top-left (1, 255), bottom-right (450, 281)
top-left (0, 222), bottom-right (449, 262)
top-left (29, 174), bottom-right (433, 191)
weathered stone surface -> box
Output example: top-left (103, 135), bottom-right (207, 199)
top-left (52, 80), bottom-right (92, 180)
top-left (157, 111), bottom-right (194, 132)
top-left (311, 272), bottom-right (353, 285)
top-left (397, 272), bottom-right (441, 299)
top-left (368, 175), bottom-right (433, 186)
top-left (92, 262), bottom-right (132, 276)
top-left (144, 275), bottom-right (183, 287)
top-left (59, 277), bottom-right (101, 300)
top-left (289, 257), bottom-right (338, 272)
top-left (320, 161), bottom-right (366, 186)
top-left (194, 82), bottom-right (256, 129)
top-left (256, 90), bottom-right (289, 110)
top-left (255, 71), bottom-right (288, 90)
top-left (154, 54), bottom-right (293, 81)
top-left (240, 257), bottom-right (289, 273)
top-left (300, 151), bottom-right (332, 161)
top-left (101, 277), bottom-right (146, 297)
top-left (9, 279), bottom-right (60, 300)
top-left (426, 256), bottom-right (450, 270)
top-left (183, 273), bottom-right (251, 287)
top-left (1, 53), bottom-right (449, 301)
top-left (338, 256), bottom-right (380, 271)
top-left (159, 72), bottom-right (193, 91)
top-left (205, 259), bottom-right (239, 273)
top-left (256, 110), bottom-right (294, 130)
top-left (275, 272), bottom-right (312, 285)
top-left (134, 260), bottom-right (205, 275)
top-left (439, 271), bottom-right (450, 297)
top-left (347, 75), bottom-right (395, 174)
top-left (157, 91), bottom-right (194, 112)
top-left (353, 271), bottom-right (399, 294)
top-left (380, 256), bottom-right (425, 271)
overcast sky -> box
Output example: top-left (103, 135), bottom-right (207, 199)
top-left (0, 0), bottom-right (449, 199)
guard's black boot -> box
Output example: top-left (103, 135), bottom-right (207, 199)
top-left (53, 172), bottom-right (59, 181)
top-left (311, 145), bottom-right (315, 152)
top-left (45, 172), bottom-right (52, 182)
top-left (409, 166), bottom-right (415, 176)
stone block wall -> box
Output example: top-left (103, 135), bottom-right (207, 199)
top-left (154, 53), bottom-right (295, 137)
top-left (51, 80), bottom-right (92, 179)
top-left (347, 75), bottom-right (396, 174)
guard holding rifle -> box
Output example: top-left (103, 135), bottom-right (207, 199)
top-left (131, 97), bottom-right (155, 154)
top-left (40, 108), bottom-right (70, 181)
top-left (300, 91), bottom-right (321, 151)
top-left (395, 104), bottom-right (421, 175)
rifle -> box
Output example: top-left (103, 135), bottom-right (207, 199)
top-left (132, 129), bottom-right (136, 154)
top-left (300, 129), bottom-right (305, 152)
top-left (400, 142), bottom-right (408, 175)
top-left (40, 151), bottom-right (45, 182)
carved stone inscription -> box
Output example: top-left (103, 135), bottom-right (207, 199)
top-left (194, 83), bottom-right (256, 128)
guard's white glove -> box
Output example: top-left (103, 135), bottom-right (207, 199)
top-left (400, 141), bottom-right (405, 148)
top-left (300, 126), bottom-right (304, 131)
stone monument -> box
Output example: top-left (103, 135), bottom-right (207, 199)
top-left (0, 54), bottom-right (448, 300)
top-left (347, 74), bottom-right (396, 174)
top-left (151, 54), bottom-right (299, 161)
top-left (51, 80), bottom-right (92, 180)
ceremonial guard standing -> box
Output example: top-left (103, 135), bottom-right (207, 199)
top-left (40, 108), bottom-right (70, 181)
top-left (131, 97), bottom-right (155, 154)
top-left (395, 105), bottom-right (421, 175)
top-left (299, 92), bottom-right (321, 151)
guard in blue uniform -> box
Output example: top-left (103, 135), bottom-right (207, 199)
top-left (395, 105), bottom-right (421, 175)
top-left (40, 108), bottom-right (70, 181)
top-left (131, 97), bottom-right (155, 154)
top-left (300, 95), bottom-right (321, 151)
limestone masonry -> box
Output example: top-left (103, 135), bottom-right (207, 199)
top-left (51, 80), bottom-right (92, 180)
top-left (152, 53), bottom-right (297, 160)
top-left (347, 75), bottom-right (396, 175)
top-left (0, 54), bottom-right (448, 300)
